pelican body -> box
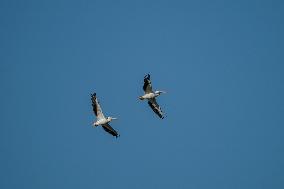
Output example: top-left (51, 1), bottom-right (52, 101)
top-left (91, 93), bottom-right (119, 138)
top-left (94, 117), bottom-right (117, 126)
top-left (139, 91), bottom-right (165, 100)
top-left (139, 74), bottom-right (166, 119)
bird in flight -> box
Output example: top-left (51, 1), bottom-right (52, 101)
top-left (91, 92), bottom-right (119, 138)
top-left (139, 74), bottom-right (166, 119)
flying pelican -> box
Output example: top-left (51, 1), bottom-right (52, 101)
top-left (91, 92), bottom-right (119, 138)
top-left (139, 74), bottom-right (166, 119)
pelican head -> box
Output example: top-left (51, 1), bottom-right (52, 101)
top-left (155, 91), bottom-right (166, 95)
top-left (107, 117), bottom-right (118, 122)
top-left (93, 122), bottom-right (99, 127)
top-left (139, 96), bottom-right (144, 100)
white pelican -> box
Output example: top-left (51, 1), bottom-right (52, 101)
top-left (91, 92), bottom-right (119, 138)
top-left (139, 74), bottom-right (166, 119)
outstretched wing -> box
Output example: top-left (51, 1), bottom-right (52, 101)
top-left (143, 74), bottom-right (153, 94)
top-left (91, 93), bottom-right (105, 120)
top-left (102, 123), bottom-right (119, 138)
top-left (148, 98), bottom-right (164, 119)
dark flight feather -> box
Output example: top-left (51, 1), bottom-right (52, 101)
top-left (102, 123), bottom-right (119, 138)
top-left (143, 74), bottom-right (152, 93)
top-left (148, 100), bottom-right (164, 119)
top-left (91, 93), bottom-right (98, 116)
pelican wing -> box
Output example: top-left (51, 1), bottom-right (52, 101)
top-left (143, 74), bottom-right (153, 94)
top-left (91, 93), bottom-right (105, 120)
top-left (102, 123), bottom-right (119, 138)
top-left (148, 98), bottom-right (164, 119)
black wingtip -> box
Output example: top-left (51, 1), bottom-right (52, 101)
top-left (91, 92), bottom-right (96, 97)
top-left (159, 115), bottom-right (164, 119)
top-left (144, 74), bottom-right (150, 79)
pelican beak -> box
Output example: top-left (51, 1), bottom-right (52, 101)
top-left (160, 91), bottom-right (166, 94)
top-left (112, 117), bottom-right (118, 120)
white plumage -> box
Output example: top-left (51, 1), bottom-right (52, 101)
top-left (91, 93), bottom-right (119, 138)
top-left (139, 74), bottom-right (166, 119)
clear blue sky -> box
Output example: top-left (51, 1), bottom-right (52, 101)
top-left (1, 0), bottom-right (284, 188)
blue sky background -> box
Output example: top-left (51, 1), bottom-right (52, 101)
top-left (1, 0), bottom-right (284, 188)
